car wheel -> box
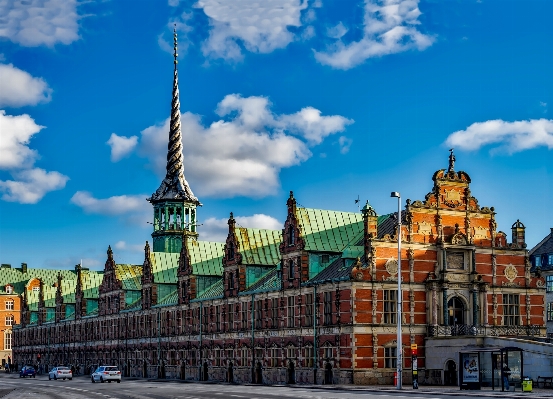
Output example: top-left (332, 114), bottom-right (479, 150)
top-left (100, 377), bottom-right (104, 383)
top-left (108, 380), bottom-right (111, 383)
top-left (63, 378), bottom-right (66, 380)
top-left (117, 380), bottom-right (121, 383)
top-left (69, 378), bottom-right (72, 380)
top-left (91, 377), bottom-right (95, 383)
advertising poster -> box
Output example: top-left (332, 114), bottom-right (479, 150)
top-left (462, 353), bottom-right (479, 382)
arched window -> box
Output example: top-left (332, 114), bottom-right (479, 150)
top-left (228, 243), bottom-right (235, 260)
top-left (288, 259), bottom-right (295, 280)
top-left (4, 330), bottom-right (11, 350)
top-left (288, 225), bottom-right (295, 246)
top-left (5, 315), bottom-right (14, 326)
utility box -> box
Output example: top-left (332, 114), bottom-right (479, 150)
top-left (522, 378), bottom-right (532, 392)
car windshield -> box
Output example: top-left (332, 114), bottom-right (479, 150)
top-left (58, 367), bottom-right (69, 370)
top-left (105, 367), bottom-right (118, 372)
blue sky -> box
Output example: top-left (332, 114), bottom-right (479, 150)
top-left (0, 0), bottom-right (551, 270)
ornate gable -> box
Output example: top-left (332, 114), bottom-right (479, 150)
top-left (279, 191), bottom-right (305, 255)
top-left (222, 213), bottom-right (241, 298)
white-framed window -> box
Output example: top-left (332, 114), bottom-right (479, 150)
top-left (240, 347), bottom-right (249, 367)
top-left (503, 294), bottom-right (520, 326)
top-left (384, 347), bottom-right (397, 368)
top-left (269, 347), bottom-right (279, 367)
top-left (323, 291), bottom-right (332, 325)
top-left (546, 276), bottom-right (553, 293)
top-left (547, 303), bottom-right (553, 322)
top-left (4, 330), bottom-right (11, 350)
top-left (324, 347), bottom-right (333, 359)
top-left (549, 254), bottom-right (553, 266)
top-left (5, 315), bottom-right (14, 326)
top-left (286, 346), bottom-right (295, 359)
top-left (383, 290), bottom-right (397, 324)
top-left (5, 300), bottom-right (14, 310)
top-left (5, 285), bottom-right (13, 294)
top-left (287, 296), bottom-right (295, 328)
top-left (303, 346), bottom-right (314, 368)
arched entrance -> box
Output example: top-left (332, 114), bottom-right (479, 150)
top-left (287, 361), bottom-right (295, 384)
top-left (227, 362), bottom-right (234, 383)
top-left (324, 362), bottom-right (333, 384)
top-left (255, 362), bottom-right (262, 384)
top-left (448, 297), bottom-right (464, 326)
top-left (444, 360), bottom-right (457, 386)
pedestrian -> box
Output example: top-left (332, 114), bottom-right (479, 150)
top-left (503, 363), bottom-right (511, 390)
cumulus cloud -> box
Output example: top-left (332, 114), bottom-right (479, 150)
top-left (0, 167), bottom-right (68, 204)
top-left (314, 0), bottom-right (434, 69)
top-left (201, 213), bottom-right (282, 242)
top-left (138, 94), bottom-right (352, 197)
top-left (114, 241), bottom-right (145, 253)
top-left (106, 133), bottom-right (138, 162)
top-left (445, 119), bottom-right (553, 153)
top-left (338, 136), bottom-right (353, 154)
top-left (0, 0), bottom-right (80, 47)
top-left (71, 191), bottom-right (150, 216)
top-left (0, 111), bottom-right (42, 169)
top-left (0, 63), bottom-right (52, 107)
top-left (195, 0), bottom-right (309, 62)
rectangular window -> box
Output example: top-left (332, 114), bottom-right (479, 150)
top-left (321, 254), bottom-right (330, 264)
top-left (323, 291), bottom-right (332, 325)
top-left (383, 290), bottom-right (397, 324)
top-left (214, 348), bottom-right (221, 367)
top-left (287, 296), bottom-right (295, 328)
top-left (503, 294), bottom-right (520, 326)
top-left (324, 347), bottom-right (333, 359)
top-left (384, 347), bottom-right (397, 369)
top-left (548, 303), bottom-right (553, 322)
top-left (547, 276), bottom-right (553, 293)
top-left (303, 347), bottom-right (314, 367)
top-left (5, 300), bottom-right (13, 310)
top-left (228, 304), bottom-right (234, 329)
top-left (549, 255), bottom-right (553, 266)
top-left (240, 348), bottom-right (249, 367)
top-left (255, 300), bottom-right (263, 329)
top-left (270, 348), bottom-right (279, 367)
top-left (241, 303), bottom-right (248, 330)
top-left (286, 347), bottom-right (295, 359)
top-left (305, 294), bottom-right (313, 326)
top-left (5, 316), bottom-right (14, 326)
top-left (215, 306), bottom-right (221, 332)
top-left (535, 256), bottom-right (542, 267)
top-left (4, 331), bottom-right (11, 351)
top-left (271, 298), bottom-right (278, 328)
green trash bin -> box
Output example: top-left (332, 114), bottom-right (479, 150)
top-left (522, 378), bottom-right (532, 392)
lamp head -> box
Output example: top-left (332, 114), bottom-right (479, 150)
top-left (390, 192), bottom-right (400, 198)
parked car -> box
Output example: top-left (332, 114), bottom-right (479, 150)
top-left (48, 366), bottom-right (72, 380)
top-left (19, 366), bottom-right (36, 378)
top-left (91, 366), bottom-right (121, 383)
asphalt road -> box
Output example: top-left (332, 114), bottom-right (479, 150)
top-left (0, 374), bottom-right (532, 399)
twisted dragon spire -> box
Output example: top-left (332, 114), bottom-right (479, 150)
top-left (149, 26), bottom-right (199, 204)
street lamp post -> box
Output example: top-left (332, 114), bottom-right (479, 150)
top-left (390, 192), bottom-right (402, 390)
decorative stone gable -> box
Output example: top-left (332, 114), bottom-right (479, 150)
top-left (223, 213), bottom-right (241, 297)
top-left (74, 264), bottom-right (86, 319)
top-left (280, 192), bottom-right (306, 289)
top-left (280, 191), bottom-right (305, 255)
top-left (99, 246), bottom-right (124, 316)
top-left (142, 241), bottom-right (157, 309)
top-left (54, 273), bottom-right (65, 323)
top-left (177, 233), bottom-right (195, 304)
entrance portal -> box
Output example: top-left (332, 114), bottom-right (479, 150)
top-left (324, 362), bottom-right (333, 384)
top-left (255, 362), bottom-right (262, 384)
top-left (444, 360), bottom-right (457, 386)
top-left (287, 361), bottom-right (296, 384)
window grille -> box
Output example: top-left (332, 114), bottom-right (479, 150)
top-left (241, 303), bottom-right (248, 330)
top-left (228, 304), bottom-right (234, 328)
top-left (546, 275), bottom-right (553, 293)
top-left (4, 330), bottom-right (12, 351)
top-left (5, 315), bottom-right (14, 326)
top-left (383, 290), bottom-right (397, 324)
top-left (384, 347), bottom-right (397, 368)
top-left (547, 303), bottom-right (553, 322)
top-left (303, 347), bottom-right (314, 367)
top-left (287, 296), bottom-right (295, 328)
top-left (305, 294), bottom-right (313, 326)
top-left (5, 300), bottom-right (14, 310)
top-left (323, 291), bottom-right (332, 325)
top-left (503, 294), bottom-right (520, 326)
top-left (271, 298), bottom-right (279, 328)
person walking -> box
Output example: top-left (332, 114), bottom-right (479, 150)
top-left (502, 363), bottom-right (511, 390)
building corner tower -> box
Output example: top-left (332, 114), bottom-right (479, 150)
top-left (147, 27), bottom-right (200, 253)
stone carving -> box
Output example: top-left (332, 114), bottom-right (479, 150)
top-left (451, 233), bottom-right (467, 245)
top-left (385, 259), bottom-right (398, 276)
top-left (446, 252), bottom-right (464, 270)
top-left (417, 221), bottom-right (432, 235)
top-left (473, 226), bottom-right (488, 239)
top-left (504, 264), bottom-right (517, 282)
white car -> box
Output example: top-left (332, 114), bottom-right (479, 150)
top-left (49, 366), bottom-right (72, 380)
top-left (91, 366), bottom-right (121, 383)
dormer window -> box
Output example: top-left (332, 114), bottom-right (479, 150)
top-left (288, 225), bottom-right (295, 246)
top-left (228, 243), bottom-right (235, 260)
top-left (535, 256), bottom-right (542, 267)
top-left (5, 285), bottom-right (12, 294)
top-left (32, 286), bottom-right (39, 292)
top-left (288, 259), bottom-right (294, 280)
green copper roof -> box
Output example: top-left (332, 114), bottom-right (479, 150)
top-left (195, 279), bottom-right (223, 300)
top-left (235, 228), bottom-right (282, 265)
top-left (296, 208), bottom-right (363, 252)
top-left (187, 241), bottom-right (224, 276)
top-left (151, 252), bottom-right (179, 283)
top-left (341, 245), bottom-right (364, 259)
top-left (154, 289), bottom-right (178, 307)
top-left (115, 264), bottom-right (143, 290)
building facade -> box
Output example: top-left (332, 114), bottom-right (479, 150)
top-left (10, 31), bottom-right (547, 385)
top-left (530, 228), bottom-right (553, 338)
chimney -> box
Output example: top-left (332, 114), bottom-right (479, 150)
top-left (511, 220), bottom-right (526, 248)
top-left (21, 263), bottom-right (27, 273)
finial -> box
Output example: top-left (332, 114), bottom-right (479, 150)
top-left (145, 241), bottom-right (151, 255)
top-left (230, 212), bottom-right (234, 220)
top-left (289, 190), bottom-right (294, 199)
top-left (447, 148), bottom-right (455, 173)
top-left (173, 24), bottom-right (178, 67)
top-left (107, 245), bottom-right (113, 259)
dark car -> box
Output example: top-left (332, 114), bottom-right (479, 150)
top-left (20, 366), bottom-right (36, 378)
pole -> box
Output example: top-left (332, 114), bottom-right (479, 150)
top-left (391, 192), bottom-right (402, 390)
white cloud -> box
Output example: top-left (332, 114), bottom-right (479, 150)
top-left (0, 63), bottom-right (52, 107)
top-left (201, 213), bottom-right (282, 242)
top-left (138, 94), bottom-right (352, 198)
top-left (70, 191), bottom-right (149, 216)
top-left (0, 0), bottom-right (80, 47)
top-left (195, 0), bottom-right (309, 62)
top-left (114, 241), bottom-right (144, 253)
top-left (106, 133), bottom-right (138, 162)
top-left (326, 22), bottom-right (348, 39)
top-left (445, 119), bottom-right (553, 153)
top-left (0, 110), bottom-right (42, 169)
top-left (314, 0), bottom-right (434, 69)
top-left (0, 167), bottom-right (68, 204)
top-left (338, 136), bottom-right (353, 154)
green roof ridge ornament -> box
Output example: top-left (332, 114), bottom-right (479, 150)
top-left (361, 200), bottom-right (377, 216)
